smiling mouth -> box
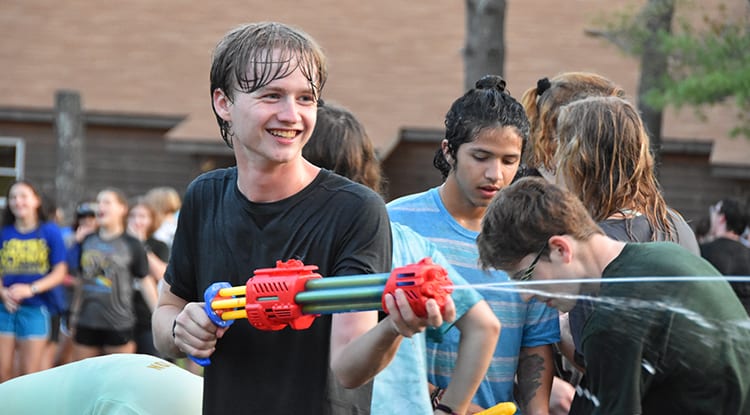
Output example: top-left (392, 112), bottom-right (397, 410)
top-left (268, 129), bottom-right (298, 139)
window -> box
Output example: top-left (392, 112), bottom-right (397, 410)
top-left (0, 137), bottom-right (25, 209)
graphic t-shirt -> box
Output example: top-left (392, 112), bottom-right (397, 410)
top-left (76, 233), bottom-right (148, 330)
top-left (0, 222), bottom-right (66, 307)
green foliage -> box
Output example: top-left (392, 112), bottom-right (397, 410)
top-left (594, 0), bottom-right (750, 138)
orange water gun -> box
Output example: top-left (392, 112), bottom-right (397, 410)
top-left (191, 257), bottom-right (453, 365)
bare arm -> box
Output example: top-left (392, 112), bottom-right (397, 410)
top-left (146, 252), bottom-right (167, 282)
top-left (330, 290), bottom-right (456, 389)
top-left (516, 344), bottom-right (555, 415)
top-left (139, 275), bottom-right (159, 313)
top-left (152, 280), bottom-right (227, 359)
top-left (437, 300), bottom-right (500, 414)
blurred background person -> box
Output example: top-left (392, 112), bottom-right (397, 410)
top-left (0, 180), bottom-right (67, 382)
top-left (38, 194), bottom-right (73, 371)
top-left (144, 186), bottom-right (181, 249)
top-left (71, 188), bottom-right (153, 360)
top-left (127, 196), bottom-right (168, 356)
top-left (700, 197), bottom-right (750, 315)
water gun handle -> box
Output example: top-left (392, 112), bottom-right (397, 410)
top-left (186, 282), bottom-right (236, 366)
top-left (475, 402), bottom-right (517, 415)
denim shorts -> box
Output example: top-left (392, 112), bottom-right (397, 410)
top-left (0, 304), bottom-right (50, 340)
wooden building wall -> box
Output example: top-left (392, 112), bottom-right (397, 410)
top-left (0, 111), bottom-right (205, 209)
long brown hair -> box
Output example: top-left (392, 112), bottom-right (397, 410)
top-left (303, 102), bottom-right (385, 195)
top-left (555, 96), bottom-right (675, 240)
top-left (521, 72), bottom-right (626, 172)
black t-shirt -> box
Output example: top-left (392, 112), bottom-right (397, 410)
top-left (571, 212), bottom-right (701, 360)
top-left (700, 237), bottom-right (750, 315)
top-left (572, 243), bottom-right (750, 415)
top-left (165, 168), bottom-right (392, 415)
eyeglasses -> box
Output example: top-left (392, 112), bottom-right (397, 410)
top-left (511, 246), bottom-right (546, 281)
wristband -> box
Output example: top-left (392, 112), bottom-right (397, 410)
top-left (430, 387), bottom-right (445, 410)
top-left (434, 403), bottom-right (458, 415)
top-left (30, 284), bottom-right (39, 295)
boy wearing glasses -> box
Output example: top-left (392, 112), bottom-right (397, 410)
top-left (477, 177), bottom-right (750, 415)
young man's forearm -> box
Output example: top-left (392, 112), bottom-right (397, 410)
top-left (439, 301), bottom-right (500, 413)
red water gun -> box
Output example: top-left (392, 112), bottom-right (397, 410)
top-left (190, 257), bottom-right (453, 365)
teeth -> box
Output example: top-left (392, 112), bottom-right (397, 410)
top-left (269, 129), bottom-right (296, 138)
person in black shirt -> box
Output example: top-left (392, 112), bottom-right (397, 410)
top-left (151, 21), bottom-right (454, 415)
top-left (700, 197), bottom-right (750, 315)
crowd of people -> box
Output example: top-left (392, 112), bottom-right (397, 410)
top-left (1, 20), bottom-right (749, 415)
top-left (0, 182), bottom-right (185, 377)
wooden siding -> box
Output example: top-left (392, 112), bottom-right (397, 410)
top-left (660, 152), bottom-right (750, 226)
top-left (381, 141), bottom-right (444, 202)
top-left (0, 118), bottom-right (203, 204)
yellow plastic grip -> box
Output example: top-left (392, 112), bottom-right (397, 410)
top-left (475, 402), bottom-right (517, 415)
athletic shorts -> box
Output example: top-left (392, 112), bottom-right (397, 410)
top-left (0, 304), bottom-right (50, 340)
top-left (74, 326), bottom-right (134, 347)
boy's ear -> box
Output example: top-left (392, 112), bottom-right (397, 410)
top-left (441, 140), bottom-right (453, 165)
top-left (548, 235), bottom-right (573, 264)
top-left (213, 88), bottom-right (232, 121)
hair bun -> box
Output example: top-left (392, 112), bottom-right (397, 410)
top-left (536, 77), bottom-right (551, 96)
top-left (475, 75), bottom-right (507, 93)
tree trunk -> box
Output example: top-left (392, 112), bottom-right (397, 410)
top-left (463, 0), bottom-right (507, 91)
top-left (637, 0), bottom-right (674, 178)
top-left (54, 90), bottom-right (86, 226)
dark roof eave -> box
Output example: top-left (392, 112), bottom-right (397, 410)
top-left (0, 107), bottom-right (185, 130)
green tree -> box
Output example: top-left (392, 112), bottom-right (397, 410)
top-left (646, 2), bottom-right (750, 138)
top-left (590, 0), bottom-right (750, 141)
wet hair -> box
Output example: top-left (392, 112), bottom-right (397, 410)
top-left (716, 197), bottom-right (749, 235)
top-left (210, 21), bottom-right (328, 148)
top-left (555, 96), bottom-right (675, 240)
top-left (2, 180), bottom-right (47, 226)
top-left (521, 72), bottom-right (626, 172)
top-left (303, 102), bottom-right (385, 195)
top-left (477, 177), bottom-right (603, 271)
top-left (433, 75), bottom-right (530, 180)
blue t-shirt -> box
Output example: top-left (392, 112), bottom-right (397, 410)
top-left (388, 188), bottom-right (560, 409)
top-left (372, 222), bottom-right (484, 414)
top-left (0, 222), bottom-right (67, 307)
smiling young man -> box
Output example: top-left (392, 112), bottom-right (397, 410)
top-left (388, 75), bottom-right (560, 414)
top-left (477, 177), bottom-right (750, 415)
top-left (152, 22), bottom-right (452, 415)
